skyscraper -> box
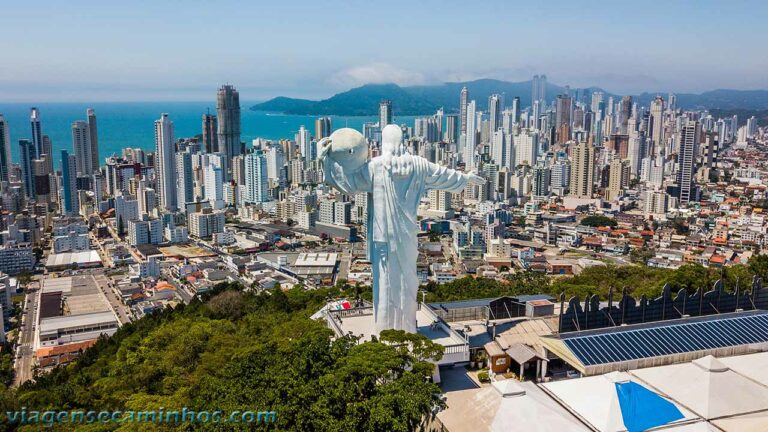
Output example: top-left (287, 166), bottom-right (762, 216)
top-left (216, 84), bottom-right (242, 164)
top-left (71, 120), bottom-right (92, 176)
top-left (202, 112), bottom-right (219, 153)
top-left (488, 94), bottom-right (502, 135)
top-left (555, 95), bottom-right (572, 145)
top-left (315, 117), bottom-right (332, 140)
top-left (464, 100), bottom-right (477, 171)
top-left (176, 149), bottom-right (194, 209)
top-left (649, 96), bottom-right (665, 158)
top-left (459, 86), bottom-right (469, 135)
top-left (296, 125), bottom-right (314, 169)
top-left (511, 97), bottom-right (521, 124)
top-left (677, 119), bottom-right (700, 205)
top-left (569, 141), bottom-right (594, 198)
top-left (19, 139), bottom-right (36, 198)
top-left (30, 107), bottom-right (43, 158)
top-left (0, 115), bottom-right (10, 182)
top-left (60, 150), bottom-right (79, 216)
top-left (445, 114), bottom-right (458, 144)
top-left (245, 150), bottom-right (269, 203)
top-left (154, 113), bottom-right (177, 212)
top-left (379, 100), bottom-right (392, 128)
top-left (606, 159), bottom-right (630, 201)
top-left (42, 135), bottom-right (53, 172)
top-left (532, 74), bottom-right (547, 105)
top-left (87, 108), bottom-right (99, 173)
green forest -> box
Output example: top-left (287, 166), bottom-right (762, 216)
top-left (423, 254), bottom-right (768, 302)
top-left (2, 284), bottom-right (445, 431)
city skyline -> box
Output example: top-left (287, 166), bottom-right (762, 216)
top-left (1, 1), bottom-right (767, 102)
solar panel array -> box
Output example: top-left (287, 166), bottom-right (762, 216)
top-left (562, 312), bottom-right (768, 366)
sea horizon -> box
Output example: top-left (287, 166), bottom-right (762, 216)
top-left (0, 101), bottom-right (418, 168)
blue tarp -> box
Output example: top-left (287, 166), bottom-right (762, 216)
top-left (615, 381), bottom-right (685, 432)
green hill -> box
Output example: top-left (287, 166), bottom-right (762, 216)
top-left (253, 80), bottom-right (768, 116)
top-left (3, 284), bottom-right (444, 431)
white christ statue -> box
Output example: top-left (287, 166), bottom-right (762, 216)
top-left (319, 124), bottom-right (484, 334)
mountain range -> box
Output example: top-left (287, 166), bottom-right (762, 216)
top-left (251, 79), bottom-right (768, 116)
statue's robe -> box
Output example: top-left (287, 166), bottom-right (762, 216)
top-left (324, 155), bottom-right (470, 333)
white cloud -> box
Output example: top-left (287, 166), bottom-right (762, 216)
top-left (327, 63), bottom-right (427, 88)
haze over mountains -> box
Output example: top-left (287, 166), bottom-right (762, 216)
top-left (251, 79), bottom-right (768, 116)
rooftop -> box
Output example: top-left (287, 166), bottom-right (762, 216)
top-left (543, 310), bottom-right (768, 375)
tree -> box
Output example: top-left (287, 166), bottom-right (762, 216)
top-left (428, 227), bottom-right (440, 242)
top-left (580, 215), bottom-right (617, 227)
top-left (629, 247), bottom-right (654, 265)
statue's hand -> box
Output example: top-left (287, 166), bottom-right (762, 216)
top-left (318, 138), bottom-right (332, 162)
top-left (467, 171), bottom-right (486, 185)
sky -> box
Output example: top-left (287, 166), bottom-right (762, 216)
top-left (1, 0), bottom-right (766, 102)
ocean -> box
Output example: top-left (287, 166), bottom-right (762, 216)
top-left (0, 102), bottom-right (419, 167)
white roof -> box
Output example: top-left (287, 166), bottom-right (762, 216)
top-left (718, 351), bottom-right (768, 387)
top-left (46, 250), bottom-right (102, 267)
top-left (294, 252), bottom-right (337, 267)
top-left (438, 380), bottom-right (588, 432)
top-left (660, 422), bottom-right (720, 431)
top-left (542, 372), bottom-right (698, 432)
top-left (42, 277), bottom-right (74, 294)
top-left (630, 355), bottom-right (768, 420)
top-left (39, 311), bottom-right (117, 333)
top-left (712, 411), bottom-right (768, 432)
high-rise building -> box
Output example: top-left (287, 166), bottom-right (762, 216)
top-left (445, 114), bottom-right (458, 144)
top-left (315, 117), bottom-right (332, 140)
top-left (515, 129), bottom-right (539, 166)
top-left (87, 109), bottom-right (99, 173)
top-left (30, 107), bottom-right (43, 158)
top-left (569, 141), bottom-right (594, 199)
top-left (203, 153), bottom-right (225, 209)
top-left (488, 94), bottom-right (502, 135)
top-left (746, 116), bottom-right (758, 139)
top-left (511, 97), bottom-right (521, 124)
top-left (176, 149), bottom-right (194, 209)
top-left (379, 100), bottom-right (392, 128)
top-left (459, 87), bottom-right (469, 135)
top-left (464, 100), bottom-right (477, 171)
top-left (245, 150), bottom-right (269, 203)
top-left (42, 135), bottom-right (53, 172)
top-left (532, 74), bottom-right (547, 105)
top-left (60, 150), bottom-right (79, 216)
top-left (677, 119), bottom-right (700, 205)
top-left (649, 96), bottom-right (665, 157)
top-left (19, 139), bottom-right (36, 198)
top-left (202, 113), bottom-right (218, 153)
top-left (532, 163), bottom-right (551, 199)
top-left (154, 113), bottom-right (177, 212)
top-left (491, 130), bottom-right (512, 169)
top-left (71, 120), bottom-right (93, 176)
top-left (0, 115), bottom-right (10, 182)
top-left (606, 159), bottom-right (630, 201)
top-left (296, 125), bottom-right (314, 169)
top-left (555, 95), bottom-right (572, 145)
top-left (32, 157), bottom-right (51, 204)
top-left (216, 84), bottom-right (242, 164)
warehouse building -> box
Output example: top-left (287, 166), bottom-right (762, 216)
top-left (540, 310), bottom-right (768, 376)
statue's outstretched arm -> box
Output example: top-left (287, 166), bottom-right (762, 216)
top-left (423, 159), bottom-right (485, 193)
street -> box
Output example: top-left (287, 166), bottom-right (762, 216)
top-left (92, 273), bottom-right (132, 325)
top-left (13, 279), bottom-right (40, 387)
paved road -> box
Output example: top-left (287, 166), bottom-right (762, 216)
top-left (92, 273), bottom-right (132, 325)
top-left (13, 280), bottom-right (40, 387)
top-left (161, 269), bottom-right (194, 303)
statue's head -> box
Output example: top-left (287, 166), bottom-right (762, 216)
top-left (381, 125), bottom-right (402, 156)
